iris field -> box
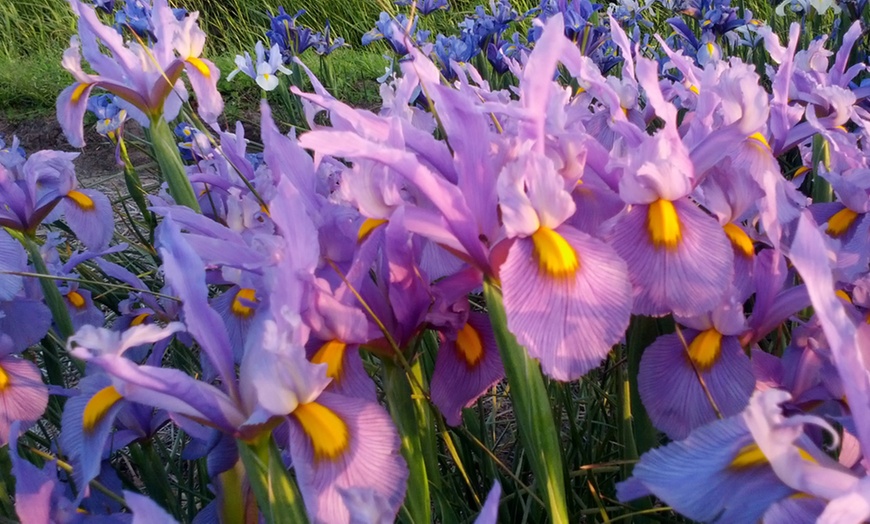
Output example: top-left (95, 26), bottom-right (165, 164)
top-left (1, 0), bottom-right (870, 522)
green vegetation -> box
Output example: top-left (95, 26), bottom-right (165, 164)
top-left (0, 0), bottom-right (543, 122)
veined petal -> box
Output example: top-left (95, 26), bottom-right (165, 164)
top-left (57, 82), bottom-right (97, 148)
top-left (617, 412), bottom-right (794, 522)
top-left (638, 331), bottom-right (754, 439)
top-left (184, 57), bottom-right (224, 124)
top-left (287, 392), bottom-right (408, 523)
top-left (501, 226), bottom-right (631, 381)
top-left (430, 313), bottom-right (504, 426)
top-left (59, 374), bottom-right (126, 501)
top-left (0, 228), bottom-right (25, 301)
top-left (0, 357), bottom-right (49, 446)
top-left (610, 200), bottom-right (733, 317)
top-left (0, 300), bottom-right (51, 352)
top-left (64, 188), bottom-right (113, 250)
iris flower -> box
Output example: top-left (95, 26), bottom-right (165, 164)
top-left (58, 0), bottom-right (223, 147)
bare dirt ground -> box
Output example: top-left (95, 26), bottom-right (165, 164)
top-left (0, 114), bottom-right (150, 191)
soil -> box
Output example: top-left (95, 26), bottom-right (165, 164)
top-left (0, 114), bottom-right (132, 185)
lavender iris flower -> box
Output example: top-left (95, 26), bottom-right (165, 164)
top-left (396, 0), bottom-right (449, 14)
top-left (58, 0), bottom-right (223, 147)
top-left (267, 7), bottom-right (322, 62)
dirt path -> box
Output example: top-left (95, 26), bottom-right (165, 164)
top-left (0, 114), bottom-right (142, 190)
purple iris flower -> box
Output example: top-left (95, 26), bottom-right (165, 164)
top-left (362, 13), bottom-right (430, 55)
top-left (87, 94), bottom-right (125, 137)
top-left (0, 149), bottom-right (113, 250)
top-left (267, 7), bottom-right (322, 62)
top-left (58, 0), bottom-right (223, 147)
top-left (396, 0), bottom-right (449, 14)
top-left (314, 20), bottom-right (347, 56)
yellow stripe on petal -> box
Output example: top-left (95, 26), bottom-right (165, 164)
top-left (689, 84), bottom-right (700, 95)
top-left (729, 443), bottom-right (767, 469)
top-left (723, 223), bottom-right (754, 258)
top-left (71, 83), bottom-right (91, 103)
top-left (0, 365), bottom-right (9, 391)
top-left (67, 190), bottom-right (95, 211)
top-left (312, 340), bottom-right (346, 380)
top-left (836, 290), bottom-right (853, 304)
top-left (293, 401), bottom-right (350, 462)
top-left (130, 312), bottom-right (150, 326)
top-left (67, 290), bottom-right (86, 309)
top-left (83, 386), bottom-right (123, 433)
top-left (186, 57), bottom-right (211, 77)
top-left (794, 166), bottom-right (811, 178)
top-left (748, 132), bottom-right (770, 150)
top-left (531, 226), bottom-right (579, 278)
top-left (358, 218), bottom-right (387, 242)
top-left (687, 328), bottom-right (723, 371)
top-left (456, 322), bottom-right (484, 367)
top-left (647, 199), bottom-right (682, 250)
top-left (827, 208), bottom-right (860, 237)
top-left (231, 288), bottom-right (257, 318)
top-left (730, 443), bottom-right (815, 470)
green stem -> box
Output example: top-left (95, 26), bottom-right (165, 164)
top-left (118, 135), bottom-right (153, 227)
top-left (811, 134), bottom-right (833, 204)
top-left (382, 359), bottom-right (431, 524)
top-left (483, 279), bottom-right (569, 524)
top-left (148, 117), bottom-right (201, 212)
top-left (10, 231), bottom-right (81, 383)
top-left (237, 435), bottom-right (309, 524)
top-left (624, 316), bottom-right (661, 459)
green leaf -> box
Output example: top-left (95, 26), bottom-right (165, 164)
top-left (237, 436), bottom-right (309, 524)
top-left (483, 279), bottom-right (569, 524)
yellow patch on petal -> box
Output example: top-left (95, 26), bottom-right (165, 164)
top-left (647, 199), bottom-right (682, 250)
top-left (794, 166), bottom-right (811, 178)
top-left (531, 226), bottom-right (579, 278)
top-left (186, 57), bottom-right (211, 77)
top-left (67, 190), bottom-right (95, 211)
top-left (293, 401), bottom-right (350, 462)
top-left (706, 42), bottom-right (715, 56)
top-left (748, 132), bottom-right (771, 151)
top-left (312, 340), bottom-right (346, 381)
top-left (836, 290), bottom-right (853, 304)
top-left (259, 203), bottom-right (270, 217)
top-left (723, 223), bottom-right (754, 258)
top-left (0, 365), bottom-right (9, 391)
top-left (687, 328), bottom-right (722, 372)
top-left (456, 322), bottom-right (484, 367)
top-left (358, 218), bottom-right (387, 242)
top-left (689, 84), bottom-right (700, 95)
top-left (71, 83), bottom-right (91, 103)
top-left (67, 290), bottom-right (86, 309)
top-left (83, 386), bottom-right (123, 433)
top-left (231, 288), bottom-right (257, 318)
top-left (730, 443), bottom-right (815, 470)
top-left (826, 208), bottom-right (860, 237)
top-left (730, 443), bottom-right (767, 469)
top-left (130, 313), bottom-right (150, 326)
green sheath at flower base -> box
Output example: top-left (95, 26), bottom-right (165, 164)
top-left (148, 117), bottom-right (201, 213)
top-left (238, 435), bottom-right (309, 524)
top-left (483, 279), bottom-right (569, 524)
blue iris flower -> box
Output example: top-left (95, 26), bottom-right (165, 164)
top-left (267, 7), bottom-right (323, 63)
top-left (395, 0), bottom-right (449, 15)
